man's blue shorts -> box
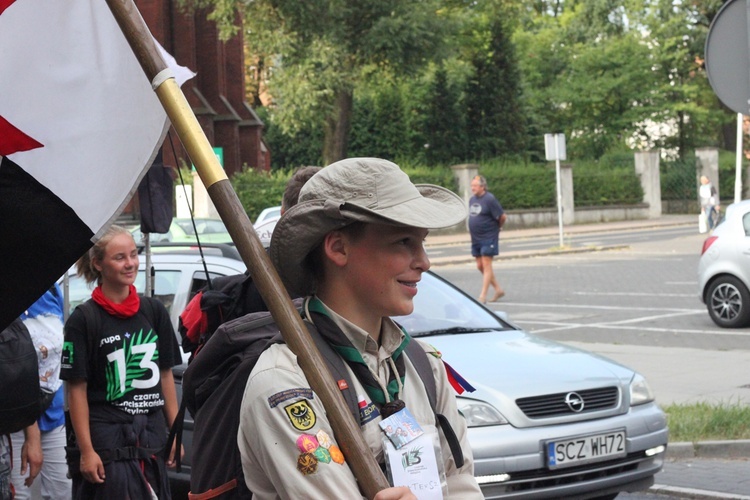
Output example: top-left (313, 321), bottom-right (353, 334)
top-left (471, 239), bottom-right (499, 257)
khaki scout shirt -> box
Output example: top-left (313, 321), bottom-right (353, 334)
top-left (237, 299), bottom-right (482, 499)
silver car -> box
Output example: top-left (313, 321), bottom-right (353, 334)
top-left (698, 199), bottom-right (750, 328)
top-left (66, 248), bottom-right (667, 499)
top-left (396, 272), bottom-right (668, 499)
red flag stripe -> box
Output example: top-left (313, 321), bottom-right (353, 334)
top-left (0, 114), bottom-right (43, 156)
top-left (0, 0), bottom-right (17, 16)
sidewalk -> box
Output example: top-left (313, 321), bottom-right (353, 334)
top-left (425, 215), bottom-right (750, 498)
top-left (425, 214), bottom-right (697, 267)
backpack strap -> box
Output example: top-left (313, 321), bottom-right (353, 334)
top-left (404, 341), bottom-right (465, 469)
top-left (78, 300), bottom-right (101, 376)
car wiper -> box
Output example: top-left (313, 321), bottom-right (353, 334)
top-left (413, 327), bottom-right (502, 337)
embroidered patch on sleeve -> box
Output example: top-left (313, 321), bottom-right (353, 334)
top-left (357, 394), bottom-right (380, 425)
top-left (61, 341), bottom-right (74, 368)
top-left (295, 432), bottom-right (341, 469)
top-left (328, 445), bottom-right (345, 465)
top-left (313, 447), bottom-right (332, 463)
top-left (268, 388), bottom-right (314, 408)
top-left (297, 452), bottom-right (318, 475)
top-left (296, 434), bottom-right (319, 453)
top-left (316, 430), bottom-right (333, 449)
top-left (284, 399), bottom-right (316, 431)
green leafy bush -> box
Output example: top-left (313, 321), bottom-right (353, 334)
top-left (231, 168), bottom-right (292, 221)
top-left (229, 154), bottom-right (647, 219)
top-left (574, 169), bottom-right (643, 206)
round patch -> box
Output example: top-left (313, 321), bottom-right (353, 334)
top-left (296, 434), bottom-right (320, 453)
top-left (313, 447), bottom-right (332, 464)
top-left (316, 429), bottom-right (333, 449)
top-left (297, 452), bottom-right (318, 475)
top-left (328, 445), bottom-right (345, 465)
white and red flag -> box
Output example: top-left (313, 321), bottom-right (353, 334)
top-left (0, 0), bottom-right (193, 330)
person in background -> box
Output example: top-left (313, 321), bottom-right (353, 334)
top-left (468, 175), bottom-right (507, 303)
top-left (238, 158), bottom-right (482, 499)
top-left (10, 285), bottom-right (71, 499)
top-left (61, 225), bottom-right (181, 499)
top-left (699, 175), bottom-right (720, 231)
top-left (282, 166), bottom-right (322, 215)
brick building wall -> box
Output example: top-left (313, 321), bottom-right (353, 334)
top-left (135, 0), bottom-right (269, 177)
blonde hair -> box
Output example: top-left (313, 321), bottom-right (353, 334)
top-left (75, 225), bottom-right (134, 285)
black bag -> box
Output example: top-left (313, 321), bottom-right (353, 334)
top-left (178, 273), bottom-right (267, 357)
top-left (171, 303), bottom-right (463, 499)
top-left (0, 319), bottom-right (41, 434)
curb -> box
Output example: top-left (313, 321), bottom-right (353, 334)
top-left (650, 484), bottom-right (750, 500)
top-left (667, 440), bottom-right (750, 460)
top-left (430, 244), bottom-right (630, 267)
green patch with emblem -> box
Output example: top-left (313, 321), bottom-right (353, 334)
top-left (284, 399), bottom-right (316, 431)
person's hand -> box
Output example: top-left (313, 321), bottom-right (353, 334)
top-left (166, 443), bottom-right (185, 469)
top-left (21, 425), bottom-right (43, 487)
top-left (80, 449), bottom-right (106, 484)
top-left (373, 486), bottom-right (417, 500)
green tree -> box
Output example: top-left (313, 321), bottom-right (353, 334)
top-left (183, 0), bottom-right (454, 165)
top-left (627, 0), bottom-right (728, 158)
top-left (423, 66), bottom-right (465, 164)
top-left (464, 18), bottom-right (527, 159)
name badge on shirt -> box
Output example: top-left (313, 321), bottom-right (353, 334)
top-left (380, 408), bottom-right (443, 499)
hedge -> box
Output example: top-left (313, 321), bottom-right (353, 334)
top-left (229, 157), bottom-right (646, 220)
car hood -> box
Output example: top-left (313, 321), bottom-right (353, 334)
top-left (422, 329), bottom-right (635, 422)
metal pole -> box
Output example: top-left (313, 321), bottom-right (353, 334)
top-left (736, 113), bottom-right (743, 203)
top-left (555, 134), bottom-right (564, 247)
top-left (144, 232), bottom-right (152, 297)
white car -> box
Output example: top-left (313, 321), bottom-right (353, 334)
top-left (62, 247), bottom-right (247, 333)
top-left (254, 206), bottom-right (281, 226)
top-left (698, 199), bottom-right (750, 328)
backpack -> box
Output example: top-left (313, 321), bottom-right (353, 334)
top-left (173, 304), bottom-right (464, 499)
top-left (178, 273), bottom-right (266, 358)
top-left (0, 319), bottom-right (42, 434)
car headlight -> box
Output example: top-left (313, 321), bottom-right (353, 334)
top-left (630, 373), bottom-right (655, 406)
top-left (456, 397), bottom-right (509, 427)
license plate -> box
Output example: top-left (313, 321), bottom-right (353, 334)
top-left (546, 430), bottom-right (626, 469)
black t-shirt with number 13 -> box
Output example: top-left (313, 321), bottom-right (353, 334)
top-left (61, 298), bottom-right (180, 415)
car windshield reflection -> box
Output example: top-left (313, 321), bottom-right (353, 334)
top-left (394, 272), bottom-right (510, 336)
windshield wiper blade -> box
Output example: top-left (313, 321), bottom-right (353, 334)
top-left (413, 327), bottom-right (500, 337)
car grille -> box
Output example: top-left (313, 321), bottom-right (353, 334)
top-left (516, 387), bottom-right (619, 418)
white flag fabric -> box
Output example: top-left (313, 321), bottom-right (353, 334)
top-left (0, 0), bottom-right (193, 330)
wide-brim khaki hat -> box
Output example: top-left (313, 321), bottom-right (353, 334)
top-left (270, 157), bottom-right (467, 296)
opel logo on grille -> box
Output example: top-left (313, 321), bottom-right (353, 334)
top-left (565, 392), bottom-right (585, 412)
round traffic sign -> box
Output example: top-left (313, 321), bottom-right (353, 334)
top-left (705, 0), bottom-right (750, 115)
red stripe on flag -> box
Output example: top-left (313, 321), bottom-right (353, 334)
top-left (0, 0), bottom-right (17, 16)
top-left (0, 114), bottom-right (43, 156)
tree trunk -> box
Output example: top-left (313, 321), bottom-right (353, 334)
top-left (322, 89), bottom-right (353, 165)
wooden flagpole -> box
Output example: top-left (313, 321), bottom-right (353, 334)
top-left (104, 1), bottom-right (390, 497)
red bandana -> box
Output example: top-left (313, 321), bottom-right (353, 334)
top-left (91, 284), bottom-right (141, 318)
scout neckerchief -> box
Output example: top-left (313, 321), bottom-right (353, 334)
top-left (92, 284), bottom-right (140, 318)
top-left (306, 297), bottom-right (409, 414)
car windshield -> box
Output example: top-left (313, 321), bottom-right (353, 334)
top-left (394, 272), bottom-right (510, 337)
